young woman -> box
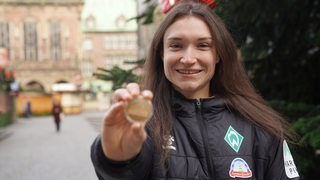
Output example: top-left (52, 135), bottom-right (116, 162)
top-left (91, 1), bottom-right (299, 179)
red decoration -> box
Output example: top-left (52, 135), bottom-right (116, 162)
top-left (161, 0), bottom-right (178, 13)
top-left (161, 0), bottom-right (216, 13)
top-left (4, 70), bottom-right (10, 80)
top-left (201, 0), bottom-right (216, 8)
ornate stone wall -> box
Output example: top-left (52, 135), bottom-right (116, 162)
top-left (0, 1), bottom-right (83, 93)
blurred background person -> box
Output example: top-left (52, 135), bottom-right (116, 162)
top-left (51, 100), bottom-right (63, 132)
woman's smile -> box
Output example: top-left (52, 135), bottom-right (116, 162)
top-left (176, 69), bottom-right (202, 75)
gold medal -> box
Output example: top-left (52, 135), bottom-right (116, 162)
top-left (125, 95), bottom-right (153, 123)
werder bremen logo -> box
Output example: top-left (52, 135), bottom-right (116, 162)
top-left (224, 126), bottom-right (244, 153)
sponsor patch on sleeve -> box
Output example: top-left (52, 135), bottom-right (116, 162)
top-left (283, 140), bottom-right (299, 178)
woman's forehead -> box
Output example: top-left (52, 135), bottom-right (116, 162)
top-left (164, 16), bottom-right (212, 39)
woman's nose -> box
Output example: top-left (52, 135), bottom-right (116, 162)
top-left (180, 47), bottom-right (197, 64)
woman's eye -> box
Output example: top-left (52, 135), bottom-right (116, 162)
top-left (169, 44), bottom-right (181, 49)
top-left (198, 43), bottom-right (210, 48)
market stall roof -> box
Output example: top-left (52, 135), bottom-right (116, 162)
top-left (52, 83), bottom-right (77, 92)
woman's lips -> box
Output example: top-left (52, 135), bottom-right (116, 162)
top-left (176, 69), bottom-right (202, 74)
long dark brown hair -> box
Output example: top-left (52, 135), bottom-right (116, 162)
top-left (143, 1), bottom-right (295, 164)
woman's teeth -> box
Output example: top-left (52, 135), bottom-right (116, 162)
top-left (177, 70), bottom-right (201, 74)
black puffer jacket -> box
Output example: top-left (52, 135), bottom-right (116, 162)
top-left (91, 94), bottom-right (300, 180)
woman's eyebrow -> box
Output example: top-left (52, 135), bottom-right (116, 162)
top-left (166, 37), bottom-right (212, 41)
top-left (166, 37), bottom-right (183, 41)
top-left (198, 37), bottom-right (213, 41)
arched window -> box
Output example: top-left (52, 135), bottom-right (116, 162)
top-left (85, 15), bottom-right (96, 30)
top-left (25, 81), bottom-right (44, 92)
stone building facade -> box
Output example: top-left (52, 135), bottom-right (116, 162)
top-left (0, 0), bottom-right (83, 92)
top-left (81, 0), bottom-right (138, 78)
top-left (0, 0), bottom-right (139, 113)
top-left (80, 0), bottom-right (139, 110)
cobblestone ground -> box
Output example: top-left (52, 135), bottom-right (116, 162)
top-left (0, 111), bottom-right (104, 180)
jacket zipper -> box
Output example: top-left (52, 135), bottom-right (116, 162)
top-left (196, 99), bottom-right (214, 179)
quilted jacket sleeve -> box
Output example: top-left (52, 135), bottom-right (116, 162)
top-left (90, 135), bottom-right (154, 180)
top-left (265, 138), bottom-right (300, 180)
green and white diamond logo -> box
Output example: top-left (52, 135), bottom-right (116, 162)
top-left (224, 126), bottom-right (244, 153)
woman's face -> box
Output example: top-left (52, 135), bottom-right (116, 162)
top-left (163, 16), bottom-right (219, 99)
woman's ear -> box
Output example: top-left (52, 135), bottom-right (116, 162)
top-left (216, 56), bottom-right (220, 64)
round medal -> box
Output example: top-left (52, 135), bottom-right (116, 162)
top-left (125, 95), bottom-right (153, 123)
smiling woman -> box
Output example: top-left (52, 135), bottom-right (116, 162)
top-left (163, 16), bottom-right (218, 99)
top-left (90, 1), bottom-right (300, 179)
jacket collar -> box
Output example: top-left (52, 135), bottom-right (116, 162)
top-left (172, 91), bottom-right (226, 115)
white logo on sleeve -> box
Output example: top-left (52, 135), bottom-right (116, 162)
top-left (283, 140), bottom-right (299, 178)
top-left (162, 135), bottom-right (176, 151)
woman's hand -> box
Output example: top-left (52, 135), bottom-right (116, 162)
top-left (100, 83), bottom-right (153, 161)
